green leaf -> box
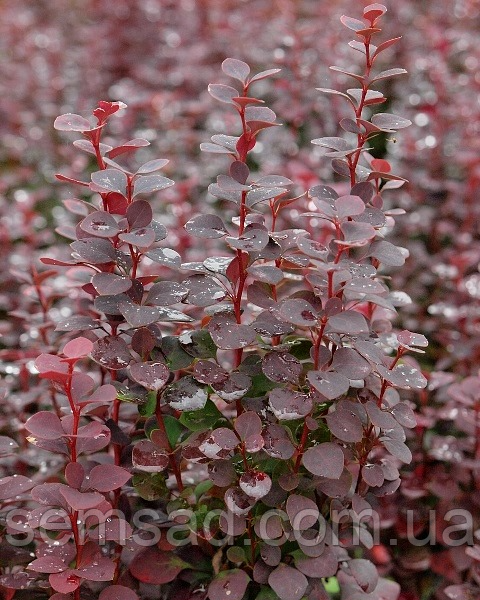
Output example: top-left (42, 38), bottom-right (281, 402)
top-left (194, 479), bottom-right (214, 500)
top-left (323, 576), bottom-right (340, 595)
top-left (163, 415), bottom-right (183, 447)
top-left (138, 390), bottom-right (157, 417)
top-left (179, 399), bottom-right (223, 431)
top-left (255, 588), bottom-right (281, 600)
top-left (286, 338), bottom-right (313, 360)
top-left (162, 336), bottom-right (194, 370)
top-left (247, 372), bottom-right (277, 397)
top-left (180, 329), bottom-right (217, 359)
top-left (132, 472), bottom-right (168, 501)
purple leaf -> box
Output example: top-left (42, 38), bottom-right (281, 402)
top-left (225, 487), bottom-right (256, 515)
top-left (302, 442), bottom-right (344, 478)
top-left (262, 351), bottom-right (302, 384)
top-left (136, 158), bottom-right (169, 175)
top-left (28, 556), bottom-right (66, 574)
top-left (0, 436), bottom-right (18, 456)
top-left (119, 227), bottom-right (156, 248)
top-left (88, 464), bottom-right (131, 491)
top-left (263, 424), bottom-right (295, 460)
top-left (235, 411), bottom-right (262, 440)
top-left (90, 169), bottom-right (127, 195)
top-left (59, 487), bottom-right (104, 510)
top-left (185, 274), bottom-right (226, 306)
top-left (239, 471), bottom-right (272, 499)
top-left (99, 586), bottom-right (140, 600)
top-left (146, 247), bottom-right (181, 268)
top-left (25, 412), bottom-right (65, 440)
top-left (327, 310), bottom-right (369, 334)
top-left (185, 214), bottom-right (228, 239)
top-left (331, 347), bottom-right (372, 379)
top-left (268, 564), bottom-right (308, 600)
top-left (132, 440), bottom-right (169, 472)
top-left (80, 211), bottom-right (120, 238)
top-left (91, 336), bottom-right (132, 370)
top-left (279, 298), bottom-right (319, 326)
top-left (133, 174), bottom-right (174, 197)
top-left (54, 113), bottom-right (91, 131)
top-left (222, 58), bottom-right (250, 83)
top-left (377, 364), bottom-right (427, 389)
top-left (118, 301), bottom-right (160, 327)
top-left (200, 428), bottom-right (238, 458)
top-left (295, 548), bottom-right (338, 578)
top-left (286, 495), bottom-right (320, 530)
top-left (326, 406), bottom-right (364, 443)
top-left (307, 371), bottom-right (350, 400)
top-left (208, 314), bottom-right (256, 350)
top-left (71, 238), bottom-right (117, 264)
top-left (92, 273), bottom-right (132, 296)
top-left (208, 568), bottom-right (250, 600)
top-left (0, 475), bottom-right (34, 500)
top-left (370, 113), bottom-right (411, 131)
top-left (126, 199), bottom-right (153, 228)
top-left (146, 281), bottom-right (189, 305)
top-left (269, 389), bottom-right (312, 421)
top-left (208, 83), bottom-right (240, 104)
top-left (130, 361), bottom-right (169, 391)
top-left (226, 226), bottom-right (270, 251)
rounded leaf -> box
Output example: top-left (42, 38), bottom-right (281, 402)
top-left (208, 568), bottom-right (250, 600)
top-left (132, 440), bottom-right (169, 472)
top-left (268, 564), bottom-right (308, 600)
top-left (302, 443), bottom-right (344, 478)
top-left (130, 361), bottom-right (170, 391)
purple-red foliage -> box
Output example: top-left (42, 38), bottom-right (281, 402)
top-left (1, 3), bottom-right (480, 600)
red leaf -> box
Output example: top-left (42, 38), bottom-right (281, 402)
top-left (130, 547), bottom-right (188, 584)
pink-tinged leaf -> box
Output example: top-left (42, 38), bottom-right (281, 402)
top-left (371, 68), bottom-right (407, 83)
top-left (286, 495), bottom-right (319, 530)
top-left (146, 281), bottom-right (189, 305)
top-left (239, 471), bottom-right (272, 499)
top-left (74, 555), bottom-right (115, 581)
top-left (335, 195), bottom-right (365, 218)
top-left (80, 210), bottom-right (120, 238)
top-left (326, 406), bottom-right (364, 443)
top-left (330, 65), bottom-right (365, 84)
top-left (132, 439), bottom-right (169, 472)
top-left (248, 68), bottom-right (281, 83)
top-left (246, 187), bottom-right (285, 207)
top-left (208, 83), bottom-right (240, 104)
top-left (185, 274), bottom-right (226, 307)
top-left (71, 238), bottom-right (116, 264)
top-left (59, 487), bottom-right (104, 510)
top-left (76, 423), bottom-right (111, 454)
top-left (217, 174), bottom-right (250, 192)
top-left (381, 437), bottom-right (412, 463)
top-left (225, 487), bottom-right (256, 515)
top-left (0, 475), bottom-right (34, 500)
top-left (235, 411), bottom-right (262, 440)
top-left (208, 314), bottom-right (256, 350)
top-left (392, 403), bottom-right (416, 428)
top-left (90, 169), bottom-right (127, 195)
top-left (222, 58), bottom-right (250, 83)
top-left (362, 464), bottom-right (384, 487)
top-left (340, 15), bottom-right (366, 31)
top-left (118, 301), bottom-right (160, 328)
top-left (99, 586), bottom-right (140, 600)
top-left (372, 37), bottom-right (402, 59)
top-left (49, 570), bottom-right (79, 593)
top-left (65, 462), bottom-right (85, 489)
top-left (107, 138), bottom-right (150, 159)
top-left (377, 364), bottom-right (427, 390)
top-left (397, 330), bottom-right (428, 348)
top-left (91, 336), bottom-right (132, 370)
top-left (370, 113), bottom-right (411, 131)
top-left (444, 584), bottom-right (479, 600)
top-left (54, 113), bottom-right (91, 131)
top-left (211, 372), bottom-right (251, 403)
top-left (332, 347), bottom-right (372, 379)
top-left (62, 337), bottom-right (93, 359)
top-left (295, 548), bottom-right (338, 578)
top-left (200, 428), bottom-right (238, 458)
top-left (327, 310), bottom-right (369, 334)
top-left (28, 556), bottom-right (66, 574)
top-left (340, 221), bottom-right (376, 243)
top-left (130, 547), bottom-right (188, 584)
top-left (230, 160), bottom-right (249, 183)
top-left (269, 389), bottom-right (312, 421)
top-left (307, 371), bottom-right (350, 400)
top-left (268, 564), bottom-right (308, 600)
top-left (248, 265), bottom-right (283, 285)
top-left (25, 412), bottom-right (65, 440)
top-left (364, 3), bottom-right (387, 19)
top-left (185, 214), bottom-right (228, 239)
top-left (208, 569), bottom-right (250, 600)
top-left (133, 174), bottom-right (174, 197)
top-left (365, 401), bottom-right (397, 429)
top-left (146, 247), bottom-right (182, 268)
top-left (0, 435), bottom-right (18, 456)
top-left (279, 298), bottom-right (319, 327)
top-left (88, 464), bottom-right (131, 491)
top-left (262, 424), bottom-right (295, 460)
top-left (92, 273), bottom-right (132, 295)
top-left (130, 361), bottom-right (169, 391)
top-left (35, 353), bottom-right (69, 380)
top-left (126, 199), bottom-right (153, 229)
top-left (226, 227), bottom-right (270, 252)
top-left (136, 158), bottom-right (169, 175)
top-left (367, 240), bottom-right (407, 266)
top-left (119, 227), bottom-right (156, 248)
top-left (302, 442), bottom-right (344, 478)
top-left (56, 173), bottom-right (90, 187)
top-left (348, 558), bottom-right (379, 593)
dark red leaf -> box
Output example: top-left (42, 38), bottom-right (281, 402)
top-left (302, 443), bottom-right (344, 478)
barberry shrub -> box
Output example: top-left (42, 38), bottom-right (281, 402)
top-left (0, 4), bottom-right (446, 600)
